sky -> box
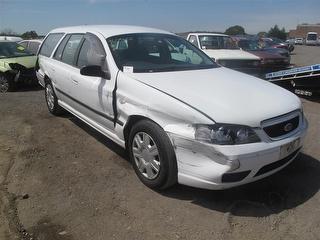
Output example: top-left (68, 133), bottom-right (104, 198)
top-left (0, 0), bottom-right (319, 35)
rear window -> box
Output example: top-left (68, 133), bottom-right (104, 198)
top-left (39, 33), bottom-right (64, 57)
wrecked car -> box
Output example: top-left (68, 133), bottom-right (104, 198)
top-left (0, 41), bottom-right (37, 92)
top-left (37, 25), bottom-right (308, 190)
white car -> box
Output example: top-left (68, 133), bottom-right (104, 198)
top-left (295, 38), bottom-right (304, 45)
top-left (0, 36), bottom-right (23, 42)
top-left (37, 25), bottom-right (308, 190)
top-left (187, 33), bottom-right (261, 74)
top-left (19, 39), bottom-right (42, 55)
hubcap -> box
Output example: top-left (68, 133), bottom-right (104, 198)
top-left (46, 85), bottom-right (55, 110)
top-left (0, 77), bottom-right (9, 93)
top-left (132, 132), bottom-right (160, 180)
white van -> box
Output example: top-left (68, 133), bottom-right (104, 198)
top-left (306, 32), bottom-right (318, 46)
top-left (37, 25), bottom-right (308, 190)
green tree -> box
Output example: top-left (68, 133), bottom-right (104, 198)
top-left (267, 25), bottom-right (287, 40)
top-left (21, 30), bottom-right (38, 39)
top-left (225, 25), bottom-right (246, 36)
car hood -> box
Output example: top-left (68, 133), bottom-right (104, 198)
top-left (247, 50), bottom-right (286, 60)
top-left (201, 49), bottom-right (260, 61)
top-left (128, 67), bottom-right (301, 126)
top-left (0, 55), bottom-right (37, 69)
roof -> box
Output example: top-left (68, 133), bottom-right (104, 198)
top-left (188, 33), bottom-right (229, 37)
top-left (50, 25), bottom-right (173, 38)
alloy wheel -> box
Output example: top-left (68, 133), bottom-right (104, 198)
top-left (132, 132), bottom-right (161, 180)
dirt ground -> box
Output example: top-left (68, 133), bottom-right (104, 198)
top-left (0, 45), bottom-right (320, 240)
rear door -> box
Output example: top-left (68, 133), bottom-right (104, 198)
top-left (37, 33), bottom-right (64, 86)
top-left (50, 34), bottom-right (84, 107)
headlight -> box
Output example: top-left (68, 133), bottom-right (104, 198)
top-left (194, 124), bottom-right (260, 145)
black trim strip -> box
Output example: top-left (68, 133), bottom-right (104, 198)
top-left (55, 87), bottom-right (124, 126)
top-left (254, 148), bottom-right (301, 177)
top-left (136, 80), bottom-right (215, 123)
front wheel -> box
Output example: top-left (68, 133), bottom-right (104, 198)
top-left (45, 82), bottom-right (65, 115)
top-left (0, 75), bottom-right (14, 93)
top-left (128, 120), bottom-right (177, 190)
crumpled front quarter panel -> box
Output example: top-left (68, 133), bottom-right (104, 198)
top-left (116, 72), bottom-right (213, 130)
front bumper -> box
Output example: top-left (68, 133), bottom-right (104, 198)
top-left (168, 119), bottom-right (308, 190)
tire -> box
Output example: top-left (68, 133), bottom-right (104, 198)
top-left (0, 75), bottom-right (14, 93)
top-left (128, 120), bottom-right (177, 190)
top-left (44, 81), bottom-right (65, 116)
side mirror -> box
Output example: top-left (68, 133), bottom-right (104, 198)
top-left (80, 65), bottom-right (111, 80)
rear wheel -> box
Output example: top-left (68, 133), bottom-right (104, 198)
top-left (45, 82), bottom-right (65, 115)
top-left (128, 120), bottom-right (177, 190)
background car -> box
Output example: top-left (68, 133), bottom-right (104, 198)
top-left (262, 37), bottom-right (295, 52)
top-left (237, 39), bottom-right (290, 73)
top-left (295, 38), bottom-right (304, 45)
top-left (0, 36), bottom-right (23, 42)
top-left (19, 39), bottom-right (42, 55)
top-left (187, 33), bottom-right (261, 75)
top-left (0, 41), bottom-right (37, 92)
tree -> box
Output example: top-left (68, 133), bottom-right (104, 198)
top-left (267, 25), bottom-right (287, 40)
top-left (225, 25), bottom-right (246, 36)
top-left (21, 30), bottom-right (38, 39)
top-left (0, 28), bottom-right (18, 36)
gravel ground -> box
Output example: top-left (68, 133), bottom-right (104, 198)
top-left (0, 46), bottom-right (320, 240)
top-left (291, 45), bottom-right (320, 67)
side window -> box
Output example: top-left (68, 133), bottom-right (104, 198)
top-left (28, 42), bottom-right (41, 55)
top-left (54, 35), bottom-right (71, 60)
top-left (19, 41), bottom-right (28, 48)
top-left (61, 34), bottom-right (83, 66)
top-left (76, 34), bottom-right (106, 68)
top-left (188, 35), bottom-right (199, 47)
top-left (39, 33), bottom-right (64, 57)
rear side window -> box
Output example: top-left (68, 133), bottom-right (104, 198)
top-left (39, 33), bottom-right (64, 57)
top-left (19, 41), bottom-right (28, 48)
top-left (28, 42), bottom-right (41, 55)
top-left (61, 34), bottom-right (83, 65)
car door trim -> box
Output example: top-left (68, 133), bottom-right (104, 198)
top-left (55, 87), bottom-right (124, 126)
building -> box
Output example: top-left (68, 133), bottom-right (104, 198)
top-left (289, 24), bottom-right (320, 38)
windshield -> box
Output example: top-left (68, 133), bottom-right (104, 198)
top-left (307, 34), bottom-right (317, 41)
top-left (237, 40), bottom-right (261, 51)
top-left (0, 41), bottom-right (33, 59)
top-left (107, 33), bottom-right (218, 73)
top-left (198, 35), bottom-right (239, 50)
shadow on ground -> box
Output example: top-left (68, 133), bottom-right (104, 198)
top-left (162, 153), bottom-right (320, 217)
top-left (67, 115), bottom-right (320, 218)
top-left (13, 84), bottom-right (42, 92)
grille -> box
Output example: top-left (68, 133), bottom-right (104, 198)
top-left (218, 60), bottom-right (259, 68)
top-left (263, 116), bottom-right (299, 138)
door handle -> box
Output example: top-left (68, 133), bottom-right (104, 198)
top-left (71, 77), bottom-right (79, 84)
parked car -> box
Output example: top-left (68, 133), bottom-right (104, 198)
top-left (306, 32), bottom-right (318, 46)
top-left (286, 38), bottom-right (295, 45)
top-left (19, 39), bottom-right (42, 55)
top-left (0, 41), bottom-right (37, 92)
top-left (0, 36), bottom-right (23, 42)
top-left (295, 38), bottom-right (304, 45)
top-left (187, 33), bottom-right (261, 75)
top-left (262, 37), bottom-right (295, 52)
top-left (37, 25), bottom-right (308, 190)
top-left (236, 39), bottom-right (290, 73)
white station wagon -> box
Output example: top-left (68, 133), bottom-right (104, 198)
top-left (37, 25), bottom-right (308, 190)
